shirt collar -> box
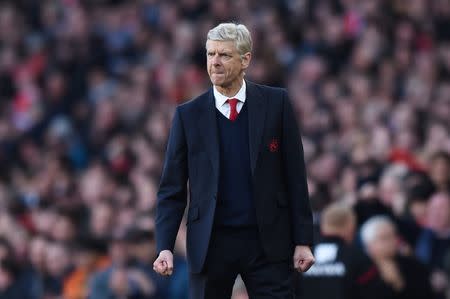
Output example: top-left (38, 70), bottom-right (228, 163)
top-left (213, 80), bottom-right (246, 107)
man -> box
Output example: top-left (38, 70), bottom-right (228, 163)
top-left (153, 23), bottom-right (314, 299)
top-left (361, 216), bottom-right (433, 299)
top-left (299, 203), bottom-right (388, 299)
top-left (88, 231), bottom-right (155, 299)
top-left (416, 192), bottom-right (450, 298)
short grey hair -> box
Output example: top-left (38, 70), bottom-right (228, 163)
top-left (360, 216), bottom-right (394, 246)
top-left (207, 23), bottom-right (252, 56)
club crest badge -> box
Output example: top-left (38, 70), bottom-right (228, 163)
top-left (269, 138), bottom-right (279, 152)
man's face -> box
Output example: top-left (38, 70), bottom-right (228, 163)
top-left (368, 223), bottom-right (397, 259)
top-left (427, 194), bottom-right (450, 232)
top-left (206, 40), bottom-right (250, 88)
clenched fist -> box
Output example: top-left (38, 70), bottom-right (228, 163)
top-left (153, 250), bottom-right (174, 276)
top-left (293, 245), bottom-right (315, 272)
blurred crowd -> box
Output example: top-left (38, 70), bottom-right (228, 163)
top-left (0, 0), bottom-right (449, 298)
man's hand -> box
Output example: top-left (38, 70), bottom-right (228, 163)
top-left (153, 250), bottom-right (174, 276)
top-left (376, 259), bottom-right (404, 291)
top-left (293, 245), bottom-right (315, 272)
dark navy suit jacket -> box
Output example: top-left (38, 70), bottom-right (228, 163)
top-left (156, 80), bottom-right (313, 274)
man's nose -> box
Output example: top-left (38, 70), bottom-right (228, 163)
top-left (211, 54), bottom-right (221, 65)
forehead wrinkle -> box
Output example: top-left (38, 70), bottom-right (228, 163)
top-left (206, 41), bottom-right (237, 54)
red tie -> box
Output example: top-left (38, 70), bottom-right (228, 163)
top-left (228, 98), bottom-right (238, 121)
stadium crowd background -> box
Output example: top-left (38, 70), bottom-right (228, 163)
top-left (0, 0), bottom-right (449, 298)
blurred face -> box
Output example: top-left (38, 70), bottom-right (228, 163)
top-left (45, 243), bottom-right (71, 277)
top-left (29, 237), bottom-right (47, 270)
top-left (146, 114), bottom-right (168, 147)
top-left (136, 177), bottom-right (157, 212)
top-left (52, 216), bottom-right (76, 242)
top-left (90, 203), bottom-right (113, 237)
top-left (46, 72), bottom-right (65, 99)
top-left (367, 223), bottom-right (397, 259)
top-left (379, 176), bottom-right (400, 207)
top-left (116, 208), bottom-right (136, 231)
top-left (0, 266), bottom-right (12, 290)
top-left (0, 244), bottom-right (11, 261)
top-left (426, 193), bottom-right (450, 233)
top-left (8, 230), bottom-right (29, 260)
top-left (80, 166), bottom-right (107, 204)
top-left (33, 209), bottom-right (57, 235)
top-left (135, 215), bottom-right (155, 231)
top-left (409, 201), bottom-right (427, 225)
top-left (206, 40), bottom-right (250, 89)
top-left (430, 157), bottom-right (450, 188)
top-left (109, 241), bottom-right (129, 266)
top-left (109, 266), bottom-right (129, 295)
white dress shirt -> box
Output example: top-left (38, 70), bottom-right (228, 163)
top-left (213, 80), bottom-right (246, 119)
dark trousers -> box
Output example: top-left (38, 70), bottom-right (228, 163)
top-left (189, 227), bottom-right (295, 299)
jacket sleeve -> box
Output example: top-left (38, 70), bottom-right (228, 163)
top-left (281, 90), bottom-right (314, 246)
top-left (155, 107), bottom-right (188, 253)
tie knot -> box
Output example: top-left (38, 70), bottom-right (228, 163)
top-left (227, 98), bottom-right (238, 108)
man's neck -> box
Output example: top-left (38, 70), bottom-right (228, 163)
top-left (215, 77), bottom-right (244, 97)
top-left (321, 231), bottom-right (351, 244)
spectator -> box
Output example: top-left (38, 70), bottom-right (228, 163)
top-left (43, 241), bottom-right (74, 298)
top-left (361, 216), bottom-right (433, 299)
top-left (429, 152), bottom-right (450, 193)
top-left (127, 228), bottom-right (169, 299)
top-left (416, 192), bottom-right (450, 297)
top-left (88, 230), bottom-right (154, 299)
top-left (24, 235), bottom-right (48, 299)
top-left (0, 259), bottom-right (25, 299)
top-left (63, 236), bottom-right (109, 299)
top-left (400, 171), bottom-right (436, 247)
top-left (299, 202), bottom-right (387, 299)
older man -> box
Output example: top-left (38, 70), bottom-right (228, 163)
top-left (299, 203), bottom-right (387, 299)
top-left (153, 23), bottom-right (314, 298)
top-left (361, 216), bottom-right (433, 299)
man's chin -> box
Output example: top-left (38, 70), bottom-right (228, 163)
top-left (210, 74), bottom-right (226, 82)
top-left (210, 79), bottom-right (224, 86)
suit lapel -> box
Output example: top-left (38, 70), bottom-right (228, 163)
top-left (197, 88), bottom-right (220, 177)
top-left (246, 81), bottom-right (267, 176)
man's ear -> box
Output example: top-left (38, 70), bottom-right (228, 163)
top-left (241, 52), bottom-right (252, 70)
